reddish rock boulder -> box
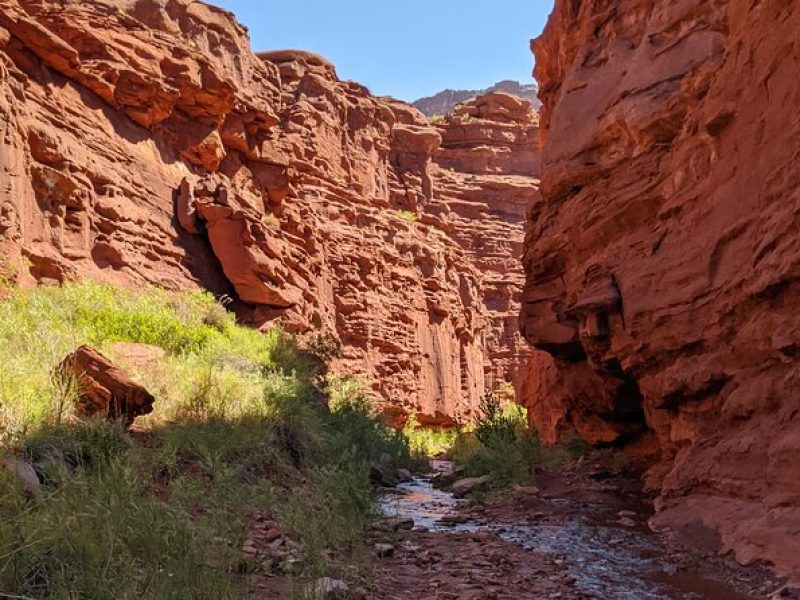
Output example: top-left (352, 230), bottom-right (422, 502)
top-left (522, 0), bottom-right (800, 577)
top-left (60, 346), bottom-right (155, 425)
top-left (0, 456), bottom-right (40, 497)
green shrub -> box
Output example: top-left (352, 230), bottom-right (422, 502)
top-left (403, 416), bottom-right (457, 458)
top-left (448, 391), bottom-right (587, 490)
top-left (0, 454), bottom-right (236, 599)
top-left (326, 394), bottom-right (411, 473)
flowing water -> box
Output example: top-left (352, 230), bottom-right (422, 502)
top-left (379, 463), bottom-right (751, 600)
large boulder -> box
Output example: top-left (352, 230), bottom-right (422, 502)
top-left (0, 456), bottom-right (41, 497)
top-left (451, 475), bottom-right (491, 498)
top-left (59, 346), bottom-right (156, 425)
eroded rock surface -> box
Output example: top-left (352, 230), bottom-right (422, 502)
top-left (0, 0), bottom-right (535, 426)
top-left (59, 345), bottom-right (156, 424)
top-left (522, 0), bottom-right (800, 577)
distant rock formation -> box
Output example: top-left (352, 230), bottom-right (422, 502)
top-left (0, 0), bottom-right (537, 428)
top-left (413, 80), bottom-right (540, 118)
top-left (522, 0), bottom-right (800, 579)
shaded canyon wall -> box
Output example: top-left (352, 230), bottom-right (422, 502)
top-left (522, 0), bottom-right (800, 576)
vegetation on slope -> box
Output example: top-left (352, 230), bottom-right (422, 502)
top-left (0, 283), bottom-right (410, 599)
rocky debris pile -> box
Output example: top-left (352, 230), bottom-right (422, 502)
top-left (241, 511), bottom-right (306, 578)
top-left (371, 517), bottom-right (415, 533)
top-left (521, 0), bottom-right (800, 578)
top-left (369, 455), bottom-right (413, 488)
top-left (366, 524), bottom-right (577, 599)
top-left (0, 0), bottom-right (535, 427)
top-left (59, 345), bottom-right (155, 425)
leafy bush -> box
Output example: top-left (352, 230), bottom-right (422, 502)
top-left (326, 394), bottom-right (411, 473)
top-left (403, 416), bottom-right (456, 458)
top-left (474, 391), bottom-right (523, 450)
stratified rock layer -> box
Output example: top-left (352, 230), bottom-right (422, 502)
top-left (522, 0), bottom-right (800, 577)
top-left (0, 0), bottom-right (535, 427)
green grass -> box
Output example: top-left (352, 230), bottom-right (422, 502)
top-left (0, 283), bottom-right (410, 598)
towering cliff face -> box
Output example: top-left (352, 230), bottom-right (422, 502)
top-left (432, 92), bottom-right (539, 401)
top-left (523, 0), bottom-right (800, 576)
top-left (0, 0), bottom-right (535, 427)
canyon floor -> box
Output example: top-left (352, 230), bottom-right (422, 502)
top-left (363, 457), bottom-right (786, 600)
top-left (243, 452), bottom-right (792, 599)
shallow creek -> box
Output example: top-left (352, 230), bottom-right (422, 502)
top-left (379, 461), bottom-right (751, 600)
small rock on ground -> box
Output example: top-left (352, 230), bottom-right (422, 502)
top-left (451, 475), bottom-right (490, 498)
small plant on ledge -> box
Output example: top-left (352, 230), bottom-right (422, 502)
top-left (396, 209), bottom-right (419, 223)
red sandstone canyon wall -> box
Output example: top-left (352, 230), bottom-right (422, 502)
top-left (0, 0), bottom-right (536, 427)
top-left (522, 0), bottom-right (800, 576)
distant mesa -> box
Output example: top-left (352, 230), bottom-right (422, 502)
top-left (413, 80), bottom-right (541, 117)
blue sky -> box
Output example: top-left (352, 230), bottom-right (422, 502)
top-left (211, 1), bottom-right (555, 101)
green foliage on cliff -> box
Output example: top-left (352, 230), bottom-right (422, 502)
top-left (395, 209), bottom-right (419, 223)
top-left (0, 283), bottom-right (409, 598)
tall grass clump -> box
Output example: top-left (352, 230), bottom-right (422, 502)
top-left (0, 283), bottom-right (411, 598)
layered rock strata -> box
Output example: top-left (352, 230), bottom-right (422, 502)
top-left (522, 0), bottom-right (800, 576)
top-left (0, 0), bottom-right (536, 426)
top-left (432, 92), bottom-right (539, 402)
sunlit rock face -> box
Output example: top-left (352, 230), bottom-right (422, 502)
top-left (0, 0), bottom-right (535, 428)
top-left (521, 0), bottom-right (800, 576)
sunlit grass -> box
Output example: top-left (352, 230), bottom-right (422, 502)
top-left (0, 283), bottom-right (410, 598)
